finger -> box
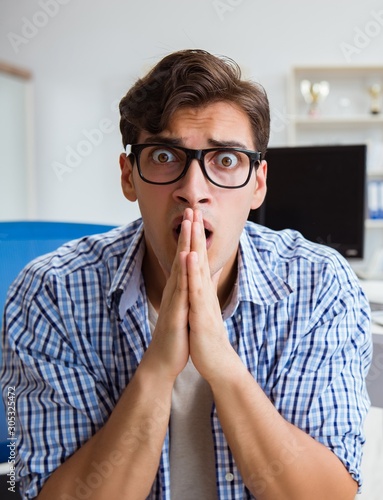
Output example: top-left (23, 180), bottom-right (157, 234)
top-left (161, 249), bottom-right (189, 313)
top-left (184, 207), bottom-right (194, 223)
top-left (179, 219), bottom-right (192, 252)
top-left (190, 212), bottom-right (207, 264)
top-left (187, 251), bottom-right (202, 308)
top-left (193, 208), bottom-right (203, 224)
top-left (175, 207), bottom-right (193, 257)
top-left (177, 250), bottom-right (189, 296)
top-left (166, 217), bottom-right (191, 282)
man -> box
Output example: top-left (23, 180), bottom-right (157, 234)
top-left (1, 49), bottom-right (372, 499)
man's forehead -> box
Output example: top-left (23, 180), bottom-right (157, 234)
top-left (137, 102), bottom-right (255, 149)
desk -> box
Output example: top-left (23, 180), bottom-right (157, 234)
top-left (359, 280), bottom-right (383, 408)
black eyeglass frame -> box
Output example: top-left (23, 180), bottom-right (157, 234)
top-left (126, 143), bottom-right (262, 189)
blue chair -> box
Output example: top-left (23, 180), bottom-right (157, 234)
top-left (0, 221), bottom-right (116, 465)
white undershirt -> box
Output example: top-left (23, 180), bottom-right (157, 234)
top-left (147, 301), bottom-right (218, 499)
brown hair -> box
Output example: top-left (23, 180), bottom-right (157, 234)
top-left (119, 49), bottom-right (270, 155)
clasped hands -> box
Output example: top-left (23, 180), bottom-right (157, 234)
top-left (145, 208), bottom-right (234, 384)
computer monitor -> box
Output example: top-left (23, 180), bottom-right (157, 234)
top-left (249, 144), bottom-right (367, 259)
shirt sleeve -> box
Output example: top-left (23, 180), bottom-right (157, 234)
top-left (1, 263), bottom-right (116, 499)
top-left (272, 256), bottom-right (373, 491)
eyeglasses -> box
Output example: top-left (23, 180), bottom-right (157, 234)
top-left (126, 143), bottom-right (262, 189)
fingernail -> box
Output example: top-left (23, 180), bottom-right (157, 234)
top-left (183, 207), bottom-right (192, 220)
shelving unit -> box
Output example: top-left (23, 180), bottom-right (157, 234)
top-left (292, 115), bottom-right (383, 125)
top-left (288, 65), bottom-right (383, 144)
top-left (366, 220), bottom-right (383, 230)
top-left (288, 65), bottom-right (383, 265)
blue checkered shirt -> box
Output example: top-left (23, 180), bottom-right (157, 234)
top-left (1, 220), bottom-right (372, 499)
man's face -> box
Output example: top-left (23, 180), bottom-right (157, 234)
top-left (120, 101), bottom-right (267, 283)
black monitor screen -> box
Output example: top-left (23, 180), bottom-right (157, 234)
top-left (249, 144), bottom-right (367, 259)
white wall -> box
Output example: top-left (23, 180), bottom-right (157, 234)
top-left (0, 72), bottom-right (30, 219)
top-left (1, 2), bottom-right (383, 497)
top-left (1, 0), bottom-right (383, 225)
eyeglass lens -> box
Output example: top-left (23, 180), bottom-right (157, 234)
top-left (137, 145), bottom-right (254, 187)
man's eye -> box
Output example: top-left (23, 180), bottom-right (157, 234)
top-left (215, 152), bottom-right (239, 168)
top-left (151, 149), bottom-right (176, 164)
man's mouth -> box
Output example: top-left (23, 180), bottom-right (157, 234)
top-left (204, 228), bottom-right (212, 240)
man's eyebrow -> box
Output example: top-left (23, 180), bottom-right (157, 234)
top-left (142, 136), bottom-right (181, 146)
top-left (142, 136), bottom-right (250, 150)
top-left (207, 139), bottom-right (250, 149)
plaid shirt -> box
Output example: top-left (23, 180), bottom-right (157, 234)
top-left (1, 220), bottom-right (372, 499)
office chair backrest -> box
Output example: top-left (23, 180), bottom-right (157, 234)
top-left (0, 221), bottom-right (116, 463)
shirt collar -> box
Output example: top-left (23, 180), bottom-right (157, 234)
top-left (225, 227), bottom-right (293, 314)
top-left (108, 221), bottom-right (146, 319)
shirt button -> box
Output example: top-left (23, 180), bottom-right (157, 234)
top-left (225, 472), bottom-right (234, 482)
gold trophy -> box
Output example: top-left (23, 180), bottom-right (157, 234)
top-left (300, 79), bottom-right (330, 116)
top-left (368, 83), bottom-right (381, 115)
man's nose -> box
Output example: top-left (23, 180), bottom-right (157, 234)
top-left (172, 159), bottom-right (211, 207)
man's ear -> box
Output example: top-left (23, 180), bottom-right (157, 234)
top-left (250, 160), bottom-right (267, 210)
top-left (120, 153), bottom-right (137, 202)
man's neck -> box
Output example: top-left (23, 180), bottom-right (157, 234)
top-left (217, 257), bottom-right (238, 311)
top-left (142, 248), bottom-right (238, 314)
